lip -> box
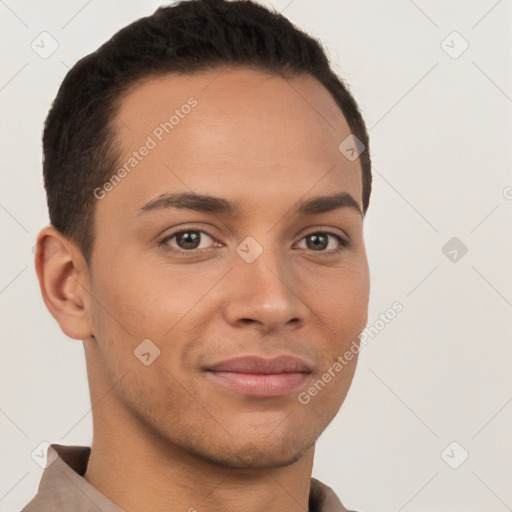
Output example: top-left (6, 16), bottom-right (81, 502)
top-left (205, 355), bottom-right (313, 397)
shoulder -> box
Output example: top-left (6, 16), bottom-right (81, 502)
top-left (310, 477), bottom-right (362, 512)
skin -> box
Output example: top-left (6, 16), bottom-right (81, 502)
top-left (35, 67), bottom-right (370, 512)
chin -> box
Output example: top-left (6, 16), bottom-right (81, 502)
top-left (192, 434), bottom-right (315, 470)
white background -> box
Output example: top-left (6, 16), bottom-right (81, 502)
top-left (1, 1), bottom-right (511, 511)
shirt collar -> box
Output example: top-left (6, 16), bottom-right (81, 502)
top-left (22, 443), bottom-right (353, 512)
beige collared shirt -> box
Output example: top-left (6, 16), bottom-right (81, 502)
top-left (20, 444), bottom-right (357, 512)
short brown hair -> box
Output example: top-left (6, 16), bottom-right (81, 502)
top-left (43, 0), bottom-right (372, 265)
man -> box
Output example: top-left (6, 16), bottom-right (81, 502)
top-left (23, 0), bottom-right (372, 510)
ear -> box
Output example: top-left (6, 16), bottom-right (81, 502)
top-left (34, 225), bottom-right (93, 340)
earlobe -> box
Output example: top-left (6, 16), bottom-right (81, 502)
top-left (34, 226), bottom-right (93, 341)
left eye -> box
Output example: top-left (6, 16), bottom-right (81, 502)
top-left (296, 232), bottom-right (346, 252)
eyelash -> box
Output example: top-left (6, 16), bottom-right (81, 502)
top-left (158, 227), bottom-right (350, 256)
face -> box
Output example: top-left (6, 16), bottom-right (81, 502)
top-left (83, 67), bottom-right (369, 469)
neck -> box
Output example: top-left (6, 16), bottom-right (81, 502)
top-left (84, 419), bottom-right (315, 512)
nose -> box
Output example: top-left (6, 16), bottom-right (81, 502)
top-left (222, 241), bottom-right (311, 334)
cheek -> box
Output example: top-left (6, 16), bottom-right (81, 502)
top-left (90, 260), bottom-right (226, 367)
top-left (87, 258), bottom-right (161, 360)
top-left (308, 265), bottom-right (369, 329)
top-left (92, 257), bottom-right (184, 328)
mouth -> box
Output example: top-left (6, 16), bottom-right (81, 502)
top-left (204, 355), bottom-right (313, 397)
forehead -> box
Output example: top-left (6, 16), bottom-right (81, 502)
top-left (100, 67), bottom-right (362, 219)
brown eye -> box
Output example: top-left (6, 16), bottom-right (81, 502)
top-left (305, 233), bottom-right (329, 250)
top-left (175, 231), bottom-right (201, 250)
top-left (160, 230), bottom-right (216, 253)
top-left (296, 231), bottom-right (349, 254)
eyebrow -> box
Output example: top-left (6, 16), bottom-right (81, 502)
top-left (137, 191), bottom-right (362, 217)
